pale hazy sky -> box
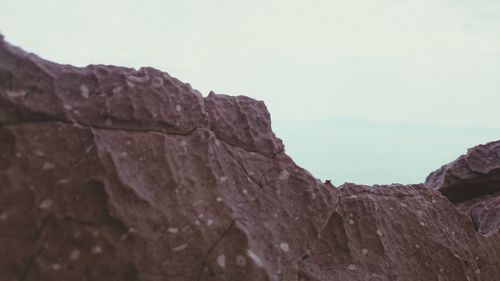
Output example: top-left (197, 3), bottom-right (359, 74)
top-left (1, 0), bottom-right (500, 184)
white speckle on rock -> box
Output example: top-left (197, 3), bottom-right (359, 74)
top-left (104, 119), bottom-right (113, 126)
top-left (85, 145), bottom-right (93, 153)
top-left (415, 244), bottom-right (421, 249)
top-left (279, 242), bottom-right (289, 252)
top-left (206, 219), bottom-right (213, 226)
top-left (42, 162), bottom-right (55, 170)
top-left (400, 203), bottom-right (408, 208)
top-left (236, 255), bottom-right (247, 267)
top-left (175, 104), bottom-right (182, 112)
top-left (220, 176), bottom-right (228, 183)
top-left (127, 74), bottom-right (150, 83)
top-left (348, 264), bottom-right (356, 271)
top-left (126, 80), bottom-right (135, 88)
top-left (194, 219), bottom-right (201, 226)
top-left (216, 197), bottom-right (222, 202)
top-left (376, 230), bottom-right (383, 236)
top-left (52, 263), bottom-right (61, 270)
top-left (57, 178), bottom-right (71, 184)
top-left (167, 227), bottom-right (179, 234)
top-left (432, 199), bottom-right (437, 204)
top-left (80, 85), bottom-right (90, 98)
top-left (242, 189), bottom-right (248, 195)
top-left (35, 150), bottom-right (45, 157)
top-left (0, 213), bottom-right (7, 221)
top-left (6, 90), bottom-right (27, 98)
top-left (349, 219), bottom-right (355, 225)
top-left (278, 170), bottom-right (290, 181)
top-left (39, 199), bottom-right (53, 210)
top-left (92, 246), bottom-right (102, 255)
top-left (362, 248), bottom-right (368, 255)
top-left (247, 249), bottom-right (264, 267)
top-left (179, 139), bottom-right (188, 147)
top-left (420, 221), bottom-right (425, 226)
top-left (215, 139), bottom-right (221, 146)
top-left (112, 86), bottom-right (123, 94)
top-left (311, 192), bottom-right (316, 200)
top-left (70, 249), bottom-right (80, 260)
top-left (63, 104), bottom-right (73, 110)
top-left (172, 244), bottom-right (187, 252)
top-left (151, 76), bottom-right (164, 88)
top-left (217, 254), bottom-right (226, 268)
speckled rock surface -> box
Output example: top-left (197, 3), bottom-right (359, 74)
top-left (426, 140), bottom-right (500, 235)
top-left (2, 35), bottom-right (500, 281)
top-left (324, 183), bottom-right (500, 281)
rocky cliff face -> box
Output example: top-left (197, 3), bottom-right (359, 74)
top-left (1, 36), bottom-right (500, 281)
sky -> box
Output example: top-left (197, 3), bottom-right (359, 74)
top-left (1, 0), bottom-right (500, 184)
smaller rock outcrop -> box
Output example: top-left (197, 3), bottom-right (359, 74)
top-left (426, 140), bottom-right (500, 235)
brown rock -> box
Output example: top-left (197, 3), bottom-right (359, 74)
top-left (426, 140), bottom-right (500, 235)
top-left (0, 37), bottom-right (208, 134)
top-left (205, 92), bottom-right (284, 158)
top-left (2, 35), bottom-right (500, 281)
top-left (0, 36), bottom-right (336, 281)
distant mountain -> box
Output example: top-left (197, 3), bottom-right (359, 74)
top-left (272, 118), bottom-right (500, 185)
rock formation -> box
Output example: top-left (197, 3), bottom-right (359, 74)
top-left (1, 35), bottom-right (500, 281)
top-left (426, 140), bottom-right (500, 236)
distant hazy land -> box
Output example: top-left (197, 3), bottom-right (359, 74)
top-left (273, 118), bottom-right (500, 186)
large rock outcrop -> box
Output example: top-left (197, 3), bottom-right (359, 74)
top-left (426, 140), bottom-right (500, 235)
top-left (1, 35), bottom-right (500, 281)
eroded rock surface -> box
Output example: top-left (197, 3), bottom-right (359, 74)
top-left (426, 140), bottom-right (500, 235)
top-left (1, 35), bottom-right (500, 281)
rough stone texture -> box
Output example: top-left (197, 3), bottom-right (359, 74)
top-left (2, 35), bottom-right (500, 281)
top-left (328, 184), bottom-right (500, 281)
top-left (426, 140), bottom-right (500, 235)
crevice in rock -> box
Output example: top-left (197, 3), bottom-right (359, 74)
top-left (1, 118), bottom-right (201, 137)
top-left (18, 246), bottom-right (45, 281)
top-left (2, 119), bottom-right (281, 160)
top-left (221, 143), bottom-right (276, 191)
top-left (196, 219), bottom-right (238, 281)
top-left (0, 214), bottom-right (53, 242)
top-left (439, 169), bottom-right (500, 203)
